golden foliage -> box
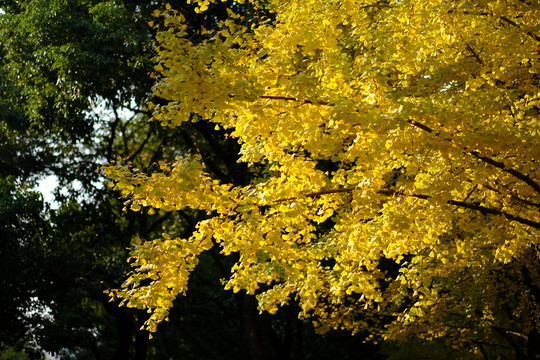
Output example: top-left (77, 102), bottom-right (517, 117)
top-left (105, 0), bottom-right (540, 349)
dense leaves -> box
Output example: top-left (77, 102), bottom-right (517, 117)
top-left (107, 0), bottom-right (540, 358)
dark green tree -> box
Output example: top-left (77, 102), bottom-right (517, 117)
top-left (1, 1), bottom-right (182, 357)
top-left (0, 177), bottom-right (50, 359)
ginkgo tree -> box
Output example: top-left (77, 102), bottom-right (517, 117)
top-left (105, 0), bottom-right (540, 356)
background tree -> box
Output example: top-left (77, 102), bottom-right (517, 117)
top-left (107, 0), bottom-right (540, 359)
top-left (0, 0), bottom-right (232, 358)
top-left (0, 177), bottom-right (50, 359)
top-left (1, 0), bottom-right (163, 357)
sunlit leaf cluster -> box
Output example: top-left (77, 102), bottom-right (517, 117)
top-left (105, 0), bottom-right (540, 351)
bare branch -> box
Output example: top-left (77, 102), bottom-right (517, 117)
top-left (465, 42), bottom-right (483, 65)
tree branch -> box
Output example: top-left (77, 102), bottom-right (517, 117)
top-left (247, 94), bottom-right (540, 194)
top-left (274, 187), bottom-right (540, 229)
top-left (179, 129), bottom-right (233, 183)
top-left (129, 128), bottom-right (154, 160)
top-left (106, 112), bottom-right (121, 162)
top-left (145, 135), bottom-right (169, 172)
top-left (465, 42), bottom-right (483, 65)
top-left (405, 119), bottom-right (540, 194)
top-left (499, 15), bottom-right (540, 43)
top-left (469, 151), bottom-right (540, 194)
top-left (258, 94), bottom-right (330, 106)
top-left (113, 105), bottom-right (130, 156)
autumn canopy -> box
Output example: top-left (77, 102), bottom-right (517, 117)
top-left (105, 0), bottom-right (540, 352)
